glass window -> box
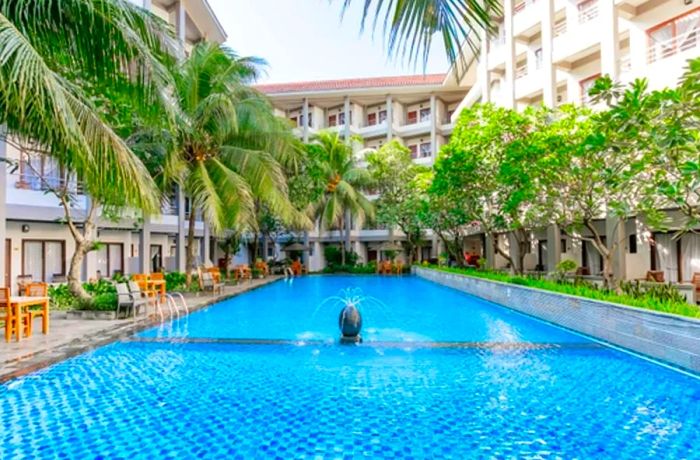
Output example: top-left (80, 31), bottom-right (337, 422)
top-left (419, 108), bottom-right (431, 122)
top-left (648, 9), bottom-right (700, 62)
top-left (534, 48), bottom-right (543, 69)
top-left (367, 113), bottom-right (377, 126)
top-left (409, 145), bottom-right (418, 159)
top-left (22, 240), bottom-right (65, 282)
top-left (419, 142), bottom-right (432, 158)
top-left (378, 110), bottom-right (387, 123)
top-left (338, 112), bottom-right (345, 125)
top-left (407, 111), bottom-right (418, 124)
top-left (328, 114), bottom-right (337, 127)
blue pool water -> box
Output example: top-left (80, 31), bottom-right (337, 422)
top-left (2, 275), bottom-right (700, 459)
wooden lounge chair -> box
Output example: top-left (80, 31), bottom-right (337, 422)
top-left (393, 261), bottom-right (404, 274)
top-left (25, 282), bottom-right (49, 335)
top-left (646, 270), bottom-right (665, 283)
top-left (254, 260), bottom-right (270, 277)
top-left (200, 271), bottom-right (224, 295)
top-left (234, 264), bottom-right (252, 280)
top-left (116, 283), bottom-right (147, 318)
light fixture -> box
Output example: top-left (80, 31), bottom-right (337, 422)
top-left (21, 224), bottom-right (30, 233)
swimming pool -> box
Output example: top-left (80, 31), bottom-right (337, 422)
top-left (2, 276), bottom-right (700, 459)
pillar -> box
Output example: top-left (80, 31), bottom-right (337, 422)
top-left (430, 94), bottom-right (437, 158)
top-left (0, 128), bottom-right (7, 287)
top-left (176, 186), bottom-right (186, 272)
top-left (386, 95), bottom-right (393, 140)
top-left (503, 0), bottom-right (516, 109)
top-left (600, 1), bottom-right (619, 80)
top-left (546, 224), bottom-right (561, 271)
top-left (343, 96), bottom-right (351, 140)
top-left (479, 20), bottom-right (491, 103)
top-left (302, 98), bottom-right (310, 143)
top-left (177, 1), bottom-right (186, 43)
top-left (541, 0), bottom-right (556, 107)
top-left (485, 233), bottom-right (496, 269)
top-left (203, 223), bottom-right (211, 265)
top-left (606, 216), bottom-right (627, 281)
top-left (139, 213), bottom-right (151, 273)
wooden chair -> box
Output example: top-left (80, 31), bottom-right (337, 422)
top-left (234, 264), bottom-right (252, 280)
top-left (691, 273), bottom-right (700, 296)
top-left (646, 270), bottom-right (665, 283)
top-left (290, 260), bottom-right (306, 276)
top-left (149, 272), bottom-right (164, 281)
top-left (393, 261), bottom-right (404, 274)
top-left (254, 260), bottom-right (269, 277)
top-left (16, 275), bottom-right (33, 296)
top-left (205, 267), bottom-right (222, 283)
top-left (26, 282), bottom-right (49, 335)
top-left (1, 287), bottom-right (31, 342)
top-left (200, 271), bottom-right (224, 295)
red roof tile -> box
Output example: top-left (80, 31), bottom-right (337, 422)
top-left (255, 74), bottom-right (446, 94)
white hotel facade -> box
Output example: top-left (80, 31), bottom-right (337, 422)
top-left (259, 0), bottom-right (700, 282)
top-left (0, 0), bottom-right (698, 290)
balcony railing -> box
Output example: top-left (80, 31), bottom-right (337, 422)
top-left (515, 63), bottom-right (528, 79)
top-left (578, 1), bottom-right (599, 24)
top-left (648, 32), bottom-right (699, 64)
top-left (13, 171), bottom-right (83, 195)
top-left (514, 0), bottom-right (538, 14)
top-left (619, 53), bottom-right (632, 73)
top-left (553, 20), bottom-right (567, 37)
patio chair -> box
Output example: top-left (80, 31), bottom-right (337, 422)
top-left (1, 287), bottom-right (31, 341)
top-left (127, 281), bottom-right (157, 313)
top-left (200, 271), bottom-right (224, 295)
top-left (646, 270), bottom-right (665, 283)
top-left (16, 274), bottom-right (33, 295)
top-left (26, 282), bottom-right (49, 335)
top-left (116, 283), bottom-right (147, 318)
top-left (149, 272), bottom-right (164, 281)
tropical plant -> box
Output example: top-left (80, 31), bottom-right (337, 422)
top-left (339, 0), bottom-right (500, 73)
top-left (306, 131), bottom-right (374, 265)
top-left (217, 231), bottom-right (242, 273)
top-left (138, 42), bottom-right (307, 286)
top-left (0, 0), bottom-right (177, 300)
top-left (366, 140), bottom-right (430, 263)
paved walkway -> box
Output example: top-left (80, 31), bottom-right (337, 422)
top-left (0, 277), bottom-right (281, 383)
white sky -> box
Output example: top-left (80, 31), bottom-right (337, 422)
top-left (207, 0), bottom-right (450, 83)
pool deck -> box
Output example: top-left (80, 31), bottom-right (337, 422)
top-left (0, 276), bottom-right (282, 383)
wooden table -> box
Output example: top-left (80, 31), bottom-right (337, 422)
top-left (150, 279), bottom-right (166, 302)
top-left (5, 296), bottom-right (49, 342)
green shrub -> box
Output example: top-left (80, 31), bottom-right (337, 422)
top-left (165, 271), bottom-right (187, 291)
top-left (49, 280), bottom-right (117, 311)
top-left (324, 246), bottom-right (359, 267)
top-left (424, 265), bottom-right (700, 319)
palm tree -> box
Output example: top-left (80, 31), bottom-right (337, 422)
top-left (0, 0), bottom-right (176, 299)
top-left (307, 131), bottom-right (374, 265)
top-left (155, 42), bottom-right (307, 286)
top-left (340, 0), bottom-right (500, 72)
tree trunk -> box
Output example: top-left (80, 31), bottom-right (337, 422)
top-left (340, 214), bottom-right (346, 266)
top-left (67, 241), bottom-right (91, 302)
top-left (185, 208), bottom-right (197, 288)
top-left (492, 232), bottom-right (515, 272)
top-left (344, 209), bottom-right (352, 263)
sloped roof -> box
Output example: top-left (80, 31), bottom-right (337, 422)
top-left (255, 74), bottom-right (447, 94)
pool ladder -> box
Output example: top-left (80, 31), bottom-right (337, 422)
top-left (154, 293), bottom-right (189, 322)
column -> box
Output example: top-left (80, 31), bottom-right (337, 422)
top-left (546, 224), bottom-right (561, 271)
top-left (176, 186), bottom-right (186, 272)
top-left (343, 96), bottom-right (351, 140)
top-left (139, 214), bottom-right (151, 273)
top-left (203, 223), bottom-right (211, 265)
top-left (479, 21), bottom-right (491, 103)
top-left (485, 233), bottom-right (496, 269)
top-left (503, 0), bottom-right (516, 109)
top-left (386, 95), bottom-right (393, 140)
top-left (302, 98), bottom-right (310, 143)
top-left (302, 231), bottom-right (310, 266)
top-left (0, 128), bottom-right (7, 287)
top-left (541, 0), bottom-right (556, 107)
top-left (177, 1), bottom-right (186, 44)
top-left (606, 216), bottom-right (627, 281)
top-left (600, 1), bottom-right (619, 80)
top-left (429, 95), bottom-right (437, 158)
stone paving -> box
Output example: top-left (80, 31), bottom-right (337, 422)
top-left (0, 276), bottom-right (281, 383)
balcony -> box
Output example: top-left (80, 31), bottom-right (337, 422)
top-left (577, 0), bottom-right (599, 24)
top-left (357, 121), bottom-right (388, 139)
top-left (439, 118), bottom-right (454, 136)
top-left (394, 120), bottom-right (431, 138)
top-left (513, 0), bottom-right (542, 41)
top-left (648, 33), bottom-right (699, 65)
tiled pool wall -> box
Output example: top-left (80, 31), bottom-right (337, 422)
top-left (414, 267), bottom-right (700, 374)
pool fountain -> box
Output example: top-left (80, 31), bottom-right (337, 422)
top-left (315, 287), bottom-right (387, 343)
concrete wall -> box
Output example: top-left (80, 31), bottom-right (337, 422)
top-left (414, 266), bottom-right (700, 374)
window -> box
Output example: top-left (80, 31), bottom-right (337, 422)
top-left (367, 113), bottom-right (377, 126)
top-left (647, 8), bottom-right (700, 63)
top-left (409, 144), bottom-right (418, 159)
top-left (150, 245), bottom-right (163, 272)
top-left (300, 113), bottom-right (312, 127)
top-left (446, 109), bottom-right (455, 121)
top-left (18, 151), bottom-right (66, 191)
top-left (407, 110), bottom-right (418, 124)
top-left (534, 48), bottom-right (543, 69)
top-left (22, 240), bottom-right (65, 282)
top-left (419, 108), bottom-right (431, 122)
top-left (580, 74), bottom-right (600, 105)
top-left (328, 114), bottom-right (337, 127)
top-left (628, 234), bottom-right (638, 254)
top-left (577, 0), bottom-right (598, 24)
top-left (561, 238), bottom-right (567, 254)
top-left (419, 142), bottom-right (431, 158)
top-left (96, 243), bottom-right (124, 278)
top-left (378, 110), bottom-right (387, 124)
top-left (289, 116), bottom-right (297, 126)
top-left (338, 112), bottom-right (345, 125)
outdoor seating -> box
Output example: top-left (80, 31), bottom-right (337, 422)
top-left (254, 260), bottom-right (270, 277)
top-left (1, 286), bottom-right (49, 341)
top-left (16, 275), bottom-right (33, 295)
top-left (1, 287), bottom-right (31, 342)
top-left (116, 283), bottom-right (147, 318)
top-left (148, 272), bottom-right (167, 302)
top-left (393, 261), bottom-right (404, 274)
top-left (646, 271), bottom-right (665, 283)
top-left (200, 271), bottom-right (224, 295)
top-left (26, 282), bottom-right (50, 335)
top-left (233, 264), bottom-right (252, 280)
top-left (290, 260), bottom-right (306, 276)
top-left (128, 280), bottom-right (157, 310)
top-left (205, 267), bottom-right (222, 283)
top-left (378, 260), bottom-right (392, 274)
top-left (691, 273), bottom-right (700, 298)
